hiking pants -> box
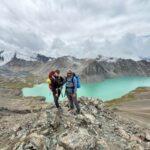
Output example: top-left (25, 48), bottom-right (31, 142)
top-left (66, 93), bottom-right (80, 111)
top-left (52, 88), bottom-right (61, 108)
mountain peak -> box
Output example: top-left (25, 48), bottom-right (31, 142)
top-left (0, 50), bottom-right (4, 62)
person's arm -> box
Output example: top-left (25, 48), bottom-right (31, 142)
top-left (61, 76), bottom-right (66, 85)
top-left (59, 76), bottom-right (66, 87)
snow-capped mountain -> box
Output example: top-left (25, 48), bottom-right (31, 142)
top-left (0, 50), bottom-right (15, 66)
top-left (139, 57), bottom-right (150, 62)
top-left (0, 50), bottom-right (52, 66)
top-left (0, 50), bottom-right (34, 66)
top-left (0, 50), bottom-right (150, 82)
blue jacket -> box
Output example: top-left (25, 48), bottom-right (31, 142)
top-left (65, 76), bottom-right (77, 94)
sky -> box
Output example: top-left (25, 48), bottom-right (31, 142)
top-left (0, 0), bottom-right (150, 60)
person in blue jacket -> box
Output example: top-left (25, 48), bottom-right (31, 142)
top-left (65, 70), bottom-right (80, 114)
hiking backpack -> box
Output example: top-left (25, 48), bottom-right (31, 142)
top-left (73, 74), bottom-right (81, 88)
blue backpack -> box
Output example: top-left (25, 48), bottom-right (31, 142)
top-left (73, 74), bottom-right (81, 88)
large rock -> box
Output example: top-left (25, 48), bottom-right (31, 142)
top-left (115, 127), bottom-right (130, 140)
top-left (84, 114), bottom-right (96, 124)
top-left (145, 131), bottom-right (150, 141)
top-left (13, 133), bottom-right (50, 150)
top-left (58, 128), bottom-right (96, 150)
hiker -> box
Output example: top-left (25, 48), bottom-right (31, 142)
top-left (65, 70), bottom-right (80, 114)
top-left (48, 70), bottom-right (64, 109)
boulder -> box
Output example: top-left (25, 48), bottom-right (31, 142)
top-left (13, 133), bottom-right (50, 150)
top-left (130, 135), bottom-right (142, 143)
top-left (58, 128), bottom-right (96, 150)
top-left (130, 143), bottom-right (144, 150)
top-left (145, 131), bottom-right (150, 141)
top-left (115, 127), bottom-right (130, 140)
top-left (84, 114), bottom-right (96, 124)
top-left (96, 138), bottom-right (109, 150)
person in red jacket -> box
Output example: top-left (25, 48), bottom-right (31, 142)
top-left (48, 70), bottom-right (64, 109)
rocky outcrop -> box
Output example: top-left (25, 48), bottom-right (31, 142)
top-left (1, 97), bottom-right (150, 149)
top-left (0, 50), bottom-right (4, 61)
top-left (36, 54), bottom-right (53, 63)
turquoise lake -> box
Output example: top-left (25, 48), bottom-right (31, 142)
top-left (22, 76), bottom-right (150, 102)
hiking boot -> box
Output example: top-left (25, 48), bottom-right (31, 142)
top-left (68, 108), bottom-right (74, 112)
top-left (76, 109), bottom-right (81, 114)
top-left (58, 107), bottom-right (63, 113)
top-left (69, 109), bottom-right (76, 115)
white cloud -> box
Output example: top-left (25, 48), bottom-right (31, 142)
top-left (0, 0), bottom-right (149, 59)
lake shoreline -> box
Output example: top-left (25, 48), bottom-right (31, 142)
top-left (106, 87), bottom-right (150, 106)
top-left (22, 76), bottom-right (150, 102)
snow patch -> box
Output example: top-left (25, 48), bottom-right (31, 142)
top-left (96, 55), bottom-right (118, 63)
top-left (0, 50), bottom-right (15, 66)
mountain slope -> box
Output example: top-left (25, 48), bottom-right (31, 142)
top-left (81, 57), bottom-right (150, 82)
top-left (32, 56), bottom-right (93, 77)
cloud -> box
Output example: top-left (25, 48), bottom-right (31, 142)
top-left (0, 0), bottom-right (149, 59)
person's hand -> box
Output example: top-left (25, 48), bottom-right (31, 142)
top-left (72, 93), bottom-right (76, 97)
top-left (55, 94), bottom-right (58, 97)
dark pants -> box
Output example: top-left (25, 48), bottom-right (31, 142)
top-left (52, 88), bottom-right (61, 108)
top-left (66, 93), bottom-right (80, 111)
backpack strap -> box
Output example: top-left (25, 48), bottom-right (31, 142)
top-left (72, 75), bottom-right (77, 93)
top-left (71, 75), bottom-right (76, 87)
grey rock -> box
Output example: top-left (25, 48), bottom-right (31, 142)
top-left (58, 128), bottom-right (96, 150)
top-left (145, 131), bottom-right (150, 141)
top-left (35, 96), bottom-right (46, 101)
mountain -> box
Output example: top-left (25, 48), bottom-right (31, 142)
top-left (0, 50), bottom-right (53, 66)
top-left (4, 53), bottom-right (40, 72)
top-left (32, 56), bottom-right (93, 76)
top-left (0, 50), bottom-right (33, 66)
top-left (33, 55), bottom-right (150, 82)
top-left (1, 54), bottom-right (150, 82)
top-left (81, 55), bottom-right (150, 82)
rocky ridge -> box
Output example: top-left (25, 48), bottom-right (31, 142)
top-left (1, 97), bottom-right (150, 150)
